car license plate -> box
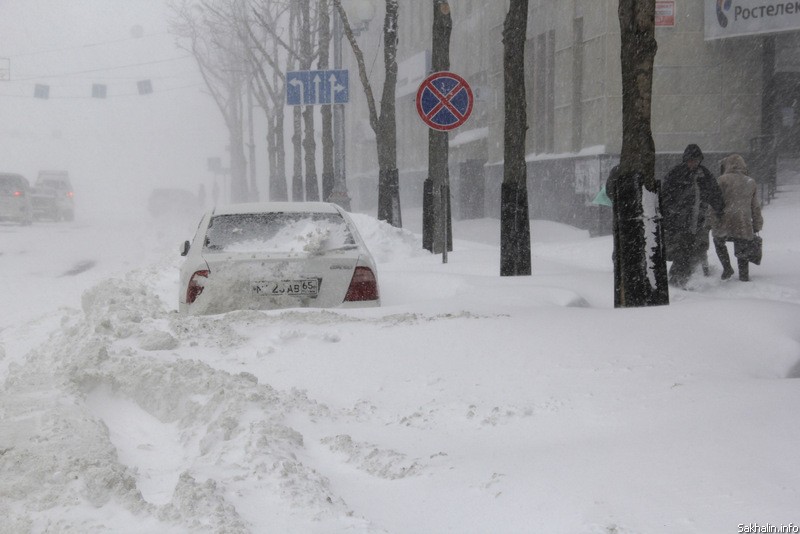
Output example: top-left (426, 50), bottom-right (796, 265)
top-left (252, 278), bottom-right (319, 297)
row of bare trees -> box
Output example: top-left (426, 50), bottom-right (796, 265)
top-left (171, 0), bottom-right (666, 307)
top-left (168, 0), bottom-right (402, 227)
top-left (169, 0), bottom-right (315, 204)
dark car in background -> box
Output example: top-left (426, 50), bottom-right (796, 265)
top-left (0, 173), bottom-right (34, 225)
top-left (34, 170), bottom-right (74, 221)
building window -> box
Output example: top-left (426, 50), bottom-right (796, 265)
top-left (572, 18), bottom-right (584, 152)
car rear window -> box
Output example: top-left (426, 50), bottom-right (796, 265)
top-left (204, 212), bottom-right (356, 254)
top-left (0, 175), bottom-right (25, 192)
top-left (38, 179), bottom-right (71, 189)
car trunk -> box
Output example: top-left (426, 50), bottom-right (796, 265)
top-left (193, 251), bottom-right (359, 313)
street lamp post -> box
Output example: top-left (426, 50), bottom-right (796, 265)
top-left (329, 0), bottom-right (376, 212)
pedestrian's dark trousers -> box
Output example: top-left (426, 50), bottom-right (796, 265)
top-left (713, 237), bottom-right (750, 280)
top-left (668, 232), bottom-right (701, 286)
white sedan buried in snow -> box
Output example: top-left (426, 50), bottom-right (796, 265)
top-left (178, 202), bottom-right (380, 314)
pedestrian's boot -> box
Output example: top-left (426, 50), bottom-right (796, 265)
top-left (738, 258), bottom-right (749, 282)
top-left (721, 265), bottom-right (734, 280)
top-left (715, 239), bottom-right (734, 280)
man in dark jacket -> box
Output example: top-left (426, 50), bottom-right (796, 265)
top-left (660, 144), bottom-right (724, 288)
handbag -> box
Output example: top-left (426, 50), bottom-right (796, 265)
top-left (591, 186), bottom-right (613, 207)
top-left (745, 234), bottom-right (762, 265)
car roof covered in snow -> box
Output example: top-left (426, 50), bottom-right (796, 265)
top-left (211, 201), bottom-right (342, 217)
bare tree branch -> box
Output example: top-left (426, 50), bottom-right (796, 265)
top-left (333, 0), bottom-right (378, 133)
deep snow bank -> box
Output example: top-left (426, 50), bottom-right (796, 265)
top-left (0, 262), bottom-right (385, 533)
top-left (0, 212), bottom-right (432, 533)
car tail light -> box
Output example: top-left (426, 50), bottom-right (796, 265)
top-left (344, 266), bottom-right (379, 302)
top-left (67, 191), bottom-right (74, 198)
top-left (13, 190), bottom-right (24, 197)
top-left (186, 269), bottom-right (209, 304)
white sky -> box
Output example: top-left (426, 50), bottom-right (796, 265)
top-left (0, 0), bottom-right (227, 216)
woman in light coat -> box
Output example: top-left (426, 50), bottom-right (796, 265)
top-left (712, 154), bottom-right (763, 281)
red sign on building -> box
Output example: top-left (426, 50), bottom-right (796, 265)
top-left (656, 1), bottom-right (676, 27)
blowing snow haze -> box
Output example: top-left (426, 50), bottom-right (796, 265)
top-left (0, 0), bottom-right (225, 218)
top-left (2, 1), bottom-right (800, 532)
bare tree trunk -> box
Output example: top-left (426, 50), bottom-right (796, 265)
top-left (612, 0), bottom-right (669, 307)
top-left (246, 80), bottom-right (258, 201)
top-left (240, 0), bottom-right (258, 203)
top-left (266, 114), bottom-right (277, 197)
top-left (301, 0), bottom-right (319, 201)
top-left (287, 4), bottom-right (304, 201)
top-left (377, 0), bottom-right (401, 227)
top-left (292, 106), bottom-right (304, 201)
top-left (500, 0), bottom-right (531, 276)
top-left (228, 86), bottom-right (249, 203)
top-left (274, 99), bottom-right (288, 201)
top-left (229, 111), bottom-right (249, 203)
top-left (269, 35), bottom-right (288, 202)
top-left (318, 0), bottom-right (334, 202)
top-left (333, 0), bottom-right (401, 225)
top-left (424, 0), bottom-right (452, 254)
top-left (247, 1), bottom-right (289, 202)
top-left (302, 105), bottom-right (319, 200)
top-left (264, 106), bottom-right (288, 201)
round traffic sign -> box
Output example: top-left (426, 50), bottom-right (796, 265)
top-left (416, 71), bottom-right (473, 131)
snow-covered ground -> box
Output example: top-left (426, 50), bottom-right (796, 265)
top-left (1, 178), bottom-right (799, 533)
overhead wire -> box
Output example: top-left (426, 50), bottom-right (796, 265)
top-left (12, 55), bottom-right (194, 82)
top-left (3, 42), bottom-right (199, 99)
top-left (2, 26), bottom-right (197, 98)
top-left (0, 81), bottom-right (205, 100)
top-left (6, 31), bottom-right (173, 59)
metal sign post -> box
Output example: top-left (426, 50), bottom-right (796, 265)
top-left (416, 71), bottom-right (473, 263)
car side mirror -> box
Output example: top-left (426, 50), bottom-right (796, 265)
top-left (180, 240), bottom-right (191, 257)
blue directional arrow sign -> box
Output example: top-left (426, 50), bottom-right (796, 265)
top-left (286, 70), bottom-right (349, 106)
top-left (286, 71), bottom-right (310, 106)
top-left (320, 69), bottom-right (348, 105)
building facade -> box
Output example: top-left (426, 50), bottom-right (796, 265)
top-left (343, 0), bottom-right (800, 232)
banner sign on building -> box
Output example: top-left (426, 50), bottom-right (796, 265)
top-left (705, 0), bottom-right (800, 40)
top-left (656, 1), bottom-right (676, 27)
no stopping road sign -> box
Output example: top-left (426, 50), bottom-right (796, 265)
top-left (416, 71), bottom-right (473, 131)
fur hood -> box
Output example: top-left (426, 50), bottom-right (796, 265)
top-left (720, 154), bottom-right (748, 176)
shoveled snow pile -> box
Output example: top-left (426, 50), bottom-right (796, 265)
top-left (0, 264), bottom-right (379, 532)
top-left (0, 217), bottom-right (430, 533)
top-left (0, 216), bottom-right (443, 533)
top-left (347, 213), bottom-right (428, 264)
